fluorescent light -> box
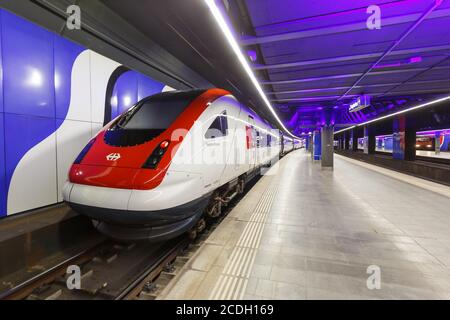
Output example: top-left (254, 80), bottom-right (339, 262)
top-left (334, 126), bottom-right (355, 134)
top-left (334, 95), bottom-right (450, 134)
top-left (204, 0), bottom-right (300, 140)
top-left (358, 96), bottom-right (450, 126)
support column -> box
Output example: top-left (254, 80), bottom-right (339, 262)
top-left (344, 131), bottom-right (350, 150)
top-left (321, 125), bottom-right (334, 168)
top-left (307, 135), bottom-right (313, 153)
top-left (351, 127), bottom-right (358, 152)
top-left (405, 126), bottom-right (416, 161)
top-left (435, 131), bottom-right (442, 155)
top-left (313, 130), bottom-right (321, 161)
top-left (393, 116), bottom-right (416, 161)
top-left (363, 125), bottom-right (375, 154)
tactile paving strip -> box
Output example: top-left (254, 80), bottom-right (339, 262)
top-left (209, 176), bottom-right (280, 300)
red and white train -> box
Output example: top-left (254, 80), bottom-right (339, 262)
top-left (63, 88), bottom-right (290, 241)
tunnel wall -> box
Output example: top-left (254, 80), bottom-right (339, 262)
top-left (0, 9), bottom-right (173, 217)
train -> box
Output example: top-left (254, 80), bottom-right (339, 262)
top-left (376, 130), bottom-right (450, 153)
top-left (63, 89), bottom-right (296, 241)
top-left (415, 131), bottom-right (450, 151)
top-left (415, 136), bottom-right (435, 151)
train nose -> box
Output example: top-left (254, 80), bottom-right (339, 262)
top-left (69, 165), bottom-right (141, 189)
top-left (69, 131), bottom-right (170, 189)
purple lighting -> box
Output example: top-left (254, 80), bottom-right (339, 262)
top-left (373, 56), bottom-right (423, 69)
top-left (417, 128), bottom-right (450, 136)
top-left (247, 50), bottom-right (257, 62)
top-left (287, 110), bottom-right (299, 127)
top-left (409, 56), bottom-right (423, 63)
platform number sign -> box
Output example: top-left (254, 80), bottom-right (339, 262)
top-left (66, 5), bottom-right (81, 30)
top-left (366, 5), bottom-right (381, 30)
top-left (66, 265), bottom-right (81, 290)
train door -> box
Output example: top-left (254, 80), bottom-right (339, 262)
top-left (255, 129), bottom-right (261, 166)
top-left (247, 115), bottom-right (257, 170)
top-left (203, 109), bottom-right (228, 189)
top-left (220, 102), bottom-right (242, 185)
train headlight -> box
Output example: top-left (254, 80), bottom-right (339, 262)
top-left (143, 140), bottom-right (170, 169)
top-left (74, 138), bottom-right (96, 164)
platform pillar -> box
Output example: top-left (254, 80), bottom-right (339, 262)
top-left (363, 125), bottom-right (375, 154)
top-left (435, 131), bottom-right (442, 155)
top-left (313, 130), bottom-right (321, 161)
top-left (321, 125), bottom-right (334, 168)
top-left (351, 127), bottom-right (358, 152)
top-left (344, 131), bottom-right (350, 150)
top-left (393, 116), bottom-right (416, 161)
top-left (307, 135), bottom-right (313, 153)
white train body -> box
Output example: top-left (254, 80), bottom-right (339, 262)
top-left (63, 89), bottom-right (282, 241)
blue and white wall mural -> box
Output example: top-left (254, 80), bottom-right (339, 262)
top-left (0, 9), bottom-right (174, 217)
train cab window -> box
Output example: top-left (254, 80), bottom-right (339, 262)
top-left (105, 90), bottom-right (205, 147)
top-left (205, 111), bottom-right (228, 139)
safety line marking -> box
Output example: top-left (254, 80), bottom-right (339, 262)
top-left (209, 180), bottom-right (279, 300)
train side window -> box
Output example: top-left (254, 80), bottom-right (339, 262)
top-left (220, 111), bottom-right (228, 135)
top-left (205, 111), bottom-right (228, 139)
top-left (267, 134), bottom-right (272, 147)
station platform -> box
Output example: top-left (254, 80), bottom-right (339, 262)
top-left (159, 150), bottom-right (450, 300)
top-left (416, 150), bottom-right (450, 160)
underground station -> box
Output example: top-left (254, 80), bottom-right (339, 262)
top-left (0, 0), bottom-right (450, 309)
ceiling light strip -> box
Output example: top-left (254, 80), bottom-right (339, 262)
top-left (334, 95), bottom-right (450, 134)
top-left (204, 0), bottom-right (300, 139)
top-left (335, 126), bottom-right (356, 134)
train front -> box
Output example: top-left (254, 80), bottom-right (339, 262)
top-left (63, 89), bottom-right (226, 241)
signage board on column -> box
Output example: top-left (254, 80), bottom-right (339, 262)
top-left (393, 117), bottom-right (406, 160)
top-left (313, 131), bottom-right (321, 161)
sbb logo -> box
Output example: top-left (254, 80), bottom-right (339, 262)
top-left (106, 153), bottom-right (121, 161)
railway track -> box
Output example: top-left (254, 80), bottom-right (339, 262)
top-left (1, 237), bottom-right (189, 300)
top-left (0, 200), bottom-right (242, 300)
top-left (0, 175), bottom-right (259, 300)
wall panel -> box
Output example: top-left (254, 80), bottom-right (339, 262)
top-left (54, 36), bottom-right (86, 121)
top-left (138, 73), bottom-right (164, 101)
top-left (0, 9), bottom-right (168, 217)
top-left (113, 70), bottom-right (138, 118)
top-left (0, 113), bottom-right (6, 217)
top-left (2, 10), bottom-right (55, 118)
top-left (56, 119), bottom-right (92, 201)
top-left (90, 51), bottom-right (121, 124)
top-left (5, 114), bottom-right (57, 215)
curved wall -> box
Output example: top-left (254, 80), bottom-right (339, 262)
top-left (0, 9), bottom-right (174, 217)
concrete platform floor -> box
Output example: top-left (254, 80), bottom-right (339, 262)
top-left (159, 151), bottom-right (450, 300)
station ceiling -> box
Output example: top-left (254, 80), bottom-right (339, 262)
top-left (104, 0), bottom-right (450, 136)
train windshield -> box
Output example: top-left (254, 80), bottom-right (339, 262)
top-left (105, 90), bottom-right (205, 147)
top-left (118, 90), bottom-right (205, 130)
